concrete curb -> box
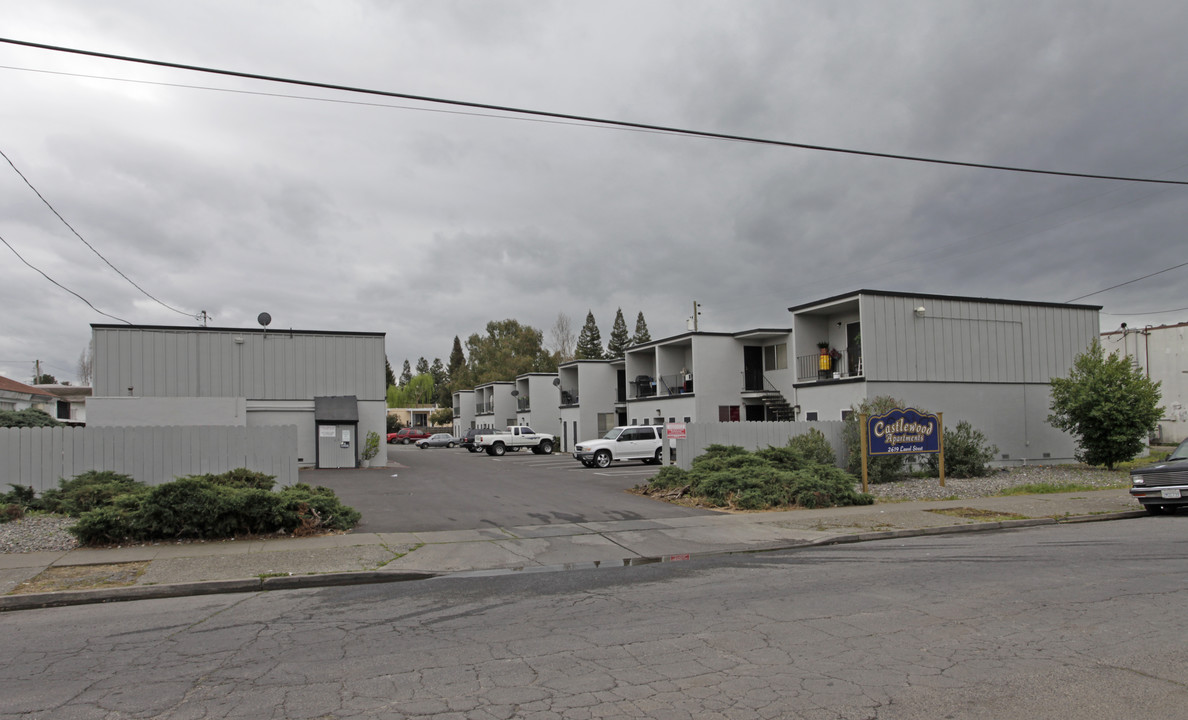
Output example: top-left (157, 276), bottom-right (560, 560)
top-left (0, 511), bottom-right (1142, 613)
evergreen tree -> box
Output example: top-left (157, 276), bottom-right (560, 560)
top-left (385, 358), bottom-right (395, 387)
top-left (430, 358), bottom-right (450, 406)
top-left (632, 311), bottom-right (652, 346)
top-left (606, 308), bottom-right (630, 358)
top-left (399, 359), bottom-right (412, 387)
top-left (415, 356), bottom-right (430, 375)
top-left (447, 335), bottom-right (469, 390)
top-left (575, 311), bottom-right (605, 360)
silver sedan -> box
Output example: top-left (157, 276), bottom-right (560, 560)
top-left (416, 433), bottom-right (457, 449)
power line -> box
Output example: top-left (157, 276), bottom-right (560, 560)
top-left (1066, 261), bottom-right (1188, 302)
top-left (0, 232), bottom-right (130, 323)
top-left (4, 36), bottom-right (1188, 187)
top-left (0, 146), bottom-right (197, 319)
top-left (1102, 306), bottom-right (1188, 316)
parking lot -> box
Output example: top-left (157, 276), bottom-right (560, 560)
top-left (307, 443), bottom-right (720, 534)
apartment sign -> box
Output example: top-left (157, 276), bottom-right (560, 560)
top-left (867, 408), bottom-right (940, 455)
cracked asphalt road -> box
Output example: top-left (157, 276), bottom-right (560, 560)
top-left (2, 517), bottom-right (1186, 719)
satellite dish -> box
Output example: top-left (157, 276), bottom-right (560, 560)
top-left (510, 389), bottom-right (519, 396)
top-left (552, 378), bottom-right (561, 386)
top-left (258, 312), bottom-right (272, 327)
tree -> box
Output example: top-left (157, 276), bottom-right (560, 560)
top-left (1048, 340), bottom-right (1162, 470)
top-left (429, 358), bottom-right (450, 407)
top-left (387, 373), bottom-right (435, 407)
top-left (385, 358), bottom-right (396, 388)
top-left (399, 359), bottom-right (412, 387)
top-left (575, 311), bottom-right (604, 360)
top-left (77, 341), bottom-right (94, 386)
top-left (33, 373), bottom-right (57, 385)
top-left (632, 311), bottom-right (651, 346)
top-left (465, 319), bottom-right (557, 385)
top-left (0, 408), bottom-right (61, 428)
top-left (606, 308), bottom-right (630, 358)
top-left (429, 407), bottom-right (454, 426)
top-left (549, 312), bottom-right (575, 363)
top-left (447, 336), bottom-right (468, 389)
top-left (415, 357), bottom-right (430, 376)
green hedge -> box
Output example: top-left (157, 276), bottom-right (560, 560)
top-left (645, 443), bottom-right (873, 511)
top-left (5, 468), bottom-right (361, 544)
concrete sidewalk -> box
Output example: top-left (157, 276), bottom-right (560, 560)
top-left (0, 489), bottom-right (1144, 611)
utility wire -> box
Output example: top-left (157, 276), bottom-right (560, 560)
top-left (1102, 306), bottom-right (1188, 316)
top-left (0, 146), bottom-right (197, 319)
top-left (3, 37), bottom-right (1188, 186)
top-left (1066, 261), bottom-right (1188, 302)
top-left (0, 232), bottom-right (130, 323)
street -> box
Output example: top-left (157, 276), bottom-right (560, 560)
top-left (3, 517), bottom-right (1186, 719)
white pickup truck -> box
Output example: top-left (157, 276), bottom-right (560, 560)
top-left (473, 426), bottom-right (556, 456)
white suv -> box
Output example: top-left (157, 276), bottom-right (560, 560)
top-left (573, 425), bottom-right (664, 468)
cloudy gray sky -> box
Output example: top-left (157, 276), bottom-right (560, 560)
top-left (2, 1), bottom-right (1186, 385)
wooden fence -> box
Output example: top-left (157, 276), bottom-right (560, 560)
top-left (672, 421), bottom-right (847, 468)
top-left (0, 425), bottom-right (299, 493)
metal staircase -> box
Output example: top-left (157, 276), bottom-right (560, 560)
top-left (758, 391), bottom-right (797, 421)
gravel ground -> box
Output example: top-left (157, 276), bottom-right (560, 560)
top-left (863, 464), bottom-right (1129, 501)
top-left (0, 465), bottom-right (1131, 554)
top-left (0, 515), bottom-right (80, 554)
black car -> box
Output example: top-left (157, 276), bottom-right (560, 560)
top-left (1129, 438), bottom-right (1188, 514)
top-left (459, 427), bottom-right (488, 453)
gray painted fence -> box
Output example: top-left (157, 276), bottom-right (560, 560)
top-left (0, 425), bottom-right (299, 493)
top-left (672, 421), bottom-right (847, 469)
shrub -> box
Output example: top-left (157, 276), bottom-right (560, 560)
top-left (362, 431), bottom-right (381, 462)
top-left (843, 396), bottom-right (919, 484)
top-left (927, 420), bottom-right (997, 478)
top-left (0, 408), bottom-right (62, 428)
top-left (178, 467), bottom-right (276, 491)
top-left (40, 471), bottom-right (147, 515)
top-left (786, 428), bottom-right (839, 466)
top-left (0, 484), bottom-right (36, 524)
top-left (642, 445), bottom-right (873, 510)
top-left (65, 470), bottom-right (361, 545)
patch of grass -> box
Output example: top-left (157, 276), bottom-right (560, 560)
top-left (11, 561), bottom-right (148, 594)
top-left (928, 507), bottom-right (1029, 521)
top-left (997, 480), bottom-right (1127, 496)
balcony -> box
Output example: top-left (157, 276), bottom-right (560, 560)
top-left (560, 386), bottom-right (579, 407)
top-left (475, 402), bottom-right (493, 415)
top-left (659, 373), bottom-right (693, 396)
top-left (516, 397), bottom-right (531, 412)
top-left (796, 345), bottom-right (863, 382)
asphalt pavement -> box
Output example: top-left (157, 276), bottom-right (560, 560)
top-left (0, 483), bottom-right (1145, 612)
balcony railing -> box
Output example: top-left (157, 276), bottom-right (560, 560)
top-left (516, 397), bottom-right (531, 412)
top-left (475, 402), bottom-right (493, 414)
top-left (659, 373), bottom-right (693, 395)
top-left (796, 346), bottom-right (863, 382)
top-left (560, 387), bottom-right (579, 406)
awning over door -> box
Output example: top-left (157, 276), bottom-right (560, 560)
top-left (314, 395), bottom-right (359, 423)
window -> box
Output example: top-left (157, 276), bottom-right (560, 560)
top-left (764, 343), bottom-right (788, 370)
top-left (597, 413), bottom-right (615, 435)
top-left (841, 410), bottom-right (853, 422)
top-left (805, 411), bottom-right (818, 421)
top-left (718, 405), bottom-right (741, 422)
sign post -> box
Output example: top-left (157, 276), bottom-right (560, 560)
top-left (864, 408), bottom-right (945, 489)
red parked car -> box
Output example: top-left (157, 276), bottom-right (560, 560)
top-left (387, 428), bottom-right (432, 444)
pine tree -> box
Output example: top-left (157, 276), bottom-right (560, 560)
top-left (385, 358), bottom-right (396, 387)
top-left (607, 308), bottom-right (630, 358)
top-left (399, 359), bottom-right (412, 386)
top-left (575, 311), bottom-right (605, 360)
top-left (415, 357), bottom-right (430, 375)
top-left (632, 311), bottom-right (652, 346)
top-left (447, 335), bottom-right (467, 389)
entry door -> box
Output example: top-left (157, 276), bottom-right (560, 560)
top-left (743, 346), bottom-right (764, 391)
top-left (317, 424), bottom-right (357, 469)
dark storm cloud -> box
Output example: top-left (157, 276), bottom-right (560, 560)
top-left (2, 1), bottom-right (1186, 384)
